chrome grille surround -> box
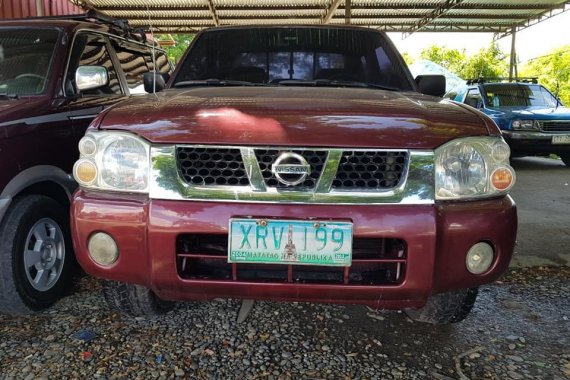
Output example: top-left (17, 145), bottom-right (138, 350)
top-left (150, 145), bottom-right (435, 205)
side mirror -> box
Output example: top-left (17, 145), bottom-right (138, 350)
top-left (143, 72), bottom-right (166, 93)
top-left (415, 75), bottom-right (446, 97)
top-left (76, 65), bottom-right (108, 91)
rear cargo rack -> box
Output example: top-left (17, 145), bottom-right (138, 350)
top-left (25, 10), bottom-right (146, 43)
top-left (466, 77), bottom-right (538, 85)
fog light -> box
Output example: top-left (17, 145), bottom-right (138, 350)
top-left (88, 232), bottom-right (118, 266)
top-left (466, 242), bottom-right (494, 274)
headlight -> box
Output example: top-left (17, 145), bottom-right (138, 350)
top-left (73, 132), bottom-right (150, 193)
top-left (435, 137), bottom-right (515, 200)
top-left (511, 119), bottom-right (538, 130)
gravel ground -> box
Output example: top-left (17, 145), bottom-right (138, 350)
top-left (0, 267), bottom-right (568, 380)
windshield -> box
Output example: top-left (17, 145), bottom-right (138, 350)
top-left (0, 28), bottom-right (59, 97)
top-left (483, 83), bottom-right (561, 108)
top-left (173, 27), bottom-right (414, 91)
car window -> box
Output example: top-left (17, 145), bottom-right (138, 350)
top-left (464, 88), bottom-right (483, 109)
top-left (0, 28), bottom-right (59, 96)
top-left (174, 27), bottom-right (414, 90)
top-left (483, 83), bottom-right (561, 108)
top-left (111, 39), bottom-right (151, 94)
top-left (66, 33), bottom-right (122, 96)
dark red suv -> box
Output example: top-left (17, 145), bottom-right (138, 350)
top-left (71, 26), bottom-right (517, 324)
top-left (0, 13), bottom-right (171, 314)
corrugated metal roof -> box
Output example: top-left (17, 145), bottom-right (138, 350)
top-left (69, 0), bottom-right (570, 38)
top-left (0, 0), bottom-right (83, 18)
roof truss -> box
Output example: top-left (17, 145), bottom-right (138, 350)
top-left (69, 0), bottom-right (570, 38)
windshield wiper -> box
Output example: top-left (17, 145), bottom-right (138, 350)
top-left (0, 93), bottom-right (19, 100)
top-left (273, 79), bottom-right (399, 91)
top-left (174, 79), bottom-right (262, 88)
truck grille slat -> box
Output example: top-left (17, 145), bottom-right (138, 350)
top-left (176, 234), bottom-right (407, 286)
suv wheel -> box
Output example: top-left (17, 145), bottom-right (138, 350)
top-left (405, 288), bottom-right (478, 325)
top-left (102, 280), bottom-right (174, 316)
top-left (0, 195), bottom-right (74, 314)
top-left (560, 153), bottom-right (570, 166)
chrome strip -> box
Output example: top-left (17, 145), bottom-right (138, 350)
top-left (315, 149), bottom-right (341, 193)
top-left (149, 145), bottom-right (434, 205)
top-left (241, 148), bottom-right (266, 192)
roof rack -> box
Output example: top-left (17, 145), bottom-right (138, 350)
top-left (25, 10), bottom-right (147, 43)
top-left (466, 77), bottom-right (538, 85)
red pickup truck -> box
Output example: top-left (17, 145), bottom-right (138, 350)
top-left (71, 25), bottom-right (517, 324)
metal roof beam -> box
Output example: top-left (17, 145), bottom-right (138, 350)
top-left (206, 0), bottom-right (219, 26)
top-left (322, 0), bottom-right (343, 24)
top-left (122, 14), bottom-right (533, 21)
top-left (402, 0), bottom-right (465, 38)
top-left (493, 1), bottom-right (570, 40)
top-left (93, 4), bottom-right (557, 12)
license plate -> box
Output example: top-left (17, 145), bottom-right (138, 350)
top-left (228, 219), bottom-right (353, 266)
top-left (552, 135), bottom-right (570, 144)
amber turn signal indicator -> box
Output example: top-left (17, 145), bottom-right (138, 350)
top-left (490, 167), bottom-right (514, 191)
top-left (73, 159), bottom-right (97, 185)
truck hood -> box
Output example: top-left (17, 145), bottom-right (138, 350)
top-left (98, 87), bottom-right (493, 149)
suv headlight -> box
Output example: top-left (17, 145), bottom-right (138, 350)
top-left (73, 132), bottom-right (150, 193)
top-left (435, 137), bottom-right (515, 200)
top-left (511, 119), bottom-right (539, 130)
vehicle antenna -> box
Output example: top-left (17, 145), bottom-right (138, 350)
top-left (147, 3), bottom-right (158, 100)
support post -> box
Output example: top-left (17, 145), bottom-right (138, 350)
top-left (345, 0), bottom-right (351, 24)
top-left (36, 0), bottom-right (45, 16)
top-left (509, 27), bottom-right (517, 82)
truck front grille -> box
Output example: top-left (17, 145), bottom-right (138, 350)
top-left (176, 234), bottom-right (406, 286)
top-left (333, 151), bottom-right (407, 190)
top-left (174, 145), bottom-right (409, 193)
top-left (540, 121), bottom-right (570, 132)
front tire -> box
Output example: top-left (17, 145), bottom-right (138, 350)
top-left (0, 195), bottom-right (74, 314)
top-left (405, 288), bottom-right (478, 325)
top-left (102, 280), bottom-right (174, 316)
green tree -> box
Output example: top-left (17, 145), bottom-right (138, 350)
top-left (400, 52), bottom-right (414, 66)
top-left (520, 45), bottom-right (570, 105)
top-left (157, 34), bottom-right (194, 64)
top-left (419, 43), bottom-right (509, 79)
top-left (420, 45), bottom-right (466, 75)
top-left (461, 43), bottom-right (508, 79)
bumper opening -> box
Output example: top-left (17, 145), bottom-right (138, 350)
top-left (176, 234), bottom-right (407, 285)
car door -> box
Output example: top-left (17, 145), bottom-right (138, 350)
top-left (65, 32), bottom-right (127, 142)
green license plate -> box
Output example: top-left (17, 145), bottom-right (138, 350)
top-left (228, 219), bottom-right (353, 266)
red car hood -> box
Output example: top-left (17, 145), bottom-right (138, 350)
top-left (98, 87), bottom-right (493, 149)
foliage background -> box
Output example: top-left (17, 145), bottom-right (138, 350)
top-left (157, 34), bottom-right (194, 64)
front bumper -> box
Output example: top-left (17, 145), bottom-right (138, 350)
top-left (502, 130), bottom-right (570, 155)
top-left (71, 191), bottom-right (517, 309)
